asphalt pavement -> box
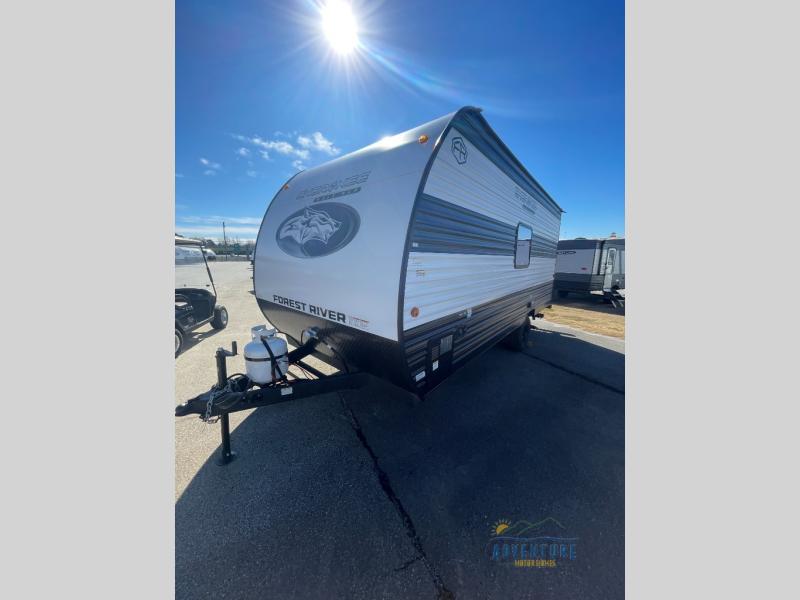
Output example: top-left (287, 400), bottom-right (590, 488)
top-left (175, 262), bottom-right (624, 599)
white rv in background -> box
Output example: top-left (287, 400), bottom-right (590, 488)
top-left (253, 107), bottom-right (563, 393)
top-left (554, 237), bottom-right (625, 297)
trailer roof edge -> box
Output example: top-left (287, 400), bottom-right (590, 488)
top-left (449, 106), bottom-right (564, 216)
top-left (175, 234), bottom-right (204, 246)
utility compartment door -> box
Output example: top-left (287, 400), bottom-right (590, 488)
top-left (426, 333), bottom-right (454, 389)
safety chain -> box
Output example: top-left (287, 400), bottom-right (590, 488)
top-left (201, 381), bottom-right (233, 424)
top-left (202, 387), bottom-right (221, 424)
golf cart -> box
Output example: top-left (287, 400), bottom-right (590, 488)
top-left (175, 235), bottom-right (228, 356)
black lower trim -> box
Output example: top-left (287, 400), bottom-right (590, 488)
top-left (257, 298), bottom-right (409, 389)
top-left (258, 280), bottom-right (554, 394)
top-left (402, 281), bottom-right (554, 393)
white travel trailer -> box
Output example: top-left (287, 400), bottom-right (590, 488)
top-left (554, 237), bottom-right (625, 297)
top-left (251, 107), bottom-right (563, 394)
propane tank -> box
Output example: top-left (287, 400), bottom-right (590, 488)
top-left (244, 325), bottom-right (289, 384)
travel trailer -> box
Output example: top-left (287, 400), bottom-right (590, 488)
top-left (252, 106), bottom-right (563, 394)
top-left (176, 107), bottom-right (563, 463)
top-left (554, 237), bottom-right (625, 297)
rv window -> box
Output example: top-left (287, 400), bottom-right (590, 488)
top-left (515, 223), bottom-right (532, 268)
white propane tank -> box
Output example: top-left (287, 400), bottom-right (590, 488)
top-left (244, 325), bottom-right (289, 384)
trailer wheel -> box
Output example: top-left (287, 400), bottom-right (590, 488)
top-left (502, 320), bottom-right (533, 351)
top-left (175, 328), bottom-right (184, 357)
top-left (211, 306), bottom-right (228, 330)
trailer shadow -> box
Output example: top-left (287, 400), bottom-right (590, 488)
top-left (176, 328), bottom-right (624, 599)
top-left (526, 326), bottom-right (624, 392)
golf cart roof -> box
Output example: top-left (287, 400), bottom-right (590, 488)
top-left (175, 235), bottom-right (204, 247)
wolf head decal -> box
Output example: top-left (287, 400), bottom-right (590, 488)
top-left (275, 202), bottom-right (360, 258)
top-left (279, 207), bottom-right (342, 246)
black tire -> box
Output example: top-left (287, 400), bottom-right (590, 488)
top-left (210, 305), bottom-right (228, 330)
top-left (557, 290), bottom-right (569, 299)
top-left (175, 327), bottom-right (184, 357)
top-left (502, 319), bottom-right (533, 351)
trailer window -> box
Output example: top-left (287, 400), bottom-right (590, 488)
top-left (515, 223), bottom-right (532, 268)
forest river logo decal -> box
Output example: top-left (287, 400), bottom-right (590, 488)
top-left (451, 136), bottom-right (468, 164)
top-left (276, 202), bottom-right (360, 258)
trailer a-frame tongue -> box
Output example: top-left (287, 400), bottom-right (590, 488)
top-left (174, 337), bottom-right (367, 464)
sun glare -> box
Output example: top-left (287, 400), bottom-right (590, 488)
top-left (321, 1), bottom-right (359, 54)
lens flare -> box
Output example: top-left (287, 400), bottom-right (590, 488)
top-left (321, 1), bottom-right (359, 54)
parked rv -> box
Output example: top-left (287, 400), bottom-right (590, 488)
top-left (253, 106), bottom-right (562, 393)
top-left (554, 237), bottom-right (625, 298)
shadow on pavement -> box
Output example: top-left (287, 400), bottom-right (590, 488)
top-left (176, 325), bottom-right (624, 599)
top-left (526, 326), bottom-right (624, 393)
top-left (180, 327), bottom-right (224, 354)
top-left (175, 390), bottom-right (435, 600)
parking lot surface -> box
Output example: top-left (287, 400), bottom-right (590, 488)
top-left (176, 262), bottom-right (624, 599)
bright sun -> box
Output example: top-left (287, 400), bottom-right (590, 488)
top-left (321, 1), bottom-right (359, 55)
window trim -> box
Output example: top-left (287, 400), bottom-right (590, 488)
top-left (514, 222), bottom-right (532, 269)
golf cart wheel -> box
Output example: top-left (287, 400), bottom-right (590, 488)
top-left (211, 305), bottom-right (228, 330)
top-left (175, 328), bottom-right (184, 357)
top-left (502, 318), bottom-right (534, 352)
top-left (557, 290), bottom-right (569, 299)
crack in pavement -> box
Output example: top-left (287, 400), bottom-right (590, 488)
top-left (338, 391), bottom-right (455, 600)
top-left (394, 555), bottom-right (423, 572)
top-left (521, 352), bottom-right (625, 395)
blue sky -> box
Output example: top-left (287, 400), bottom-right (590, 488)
top-left (176, 0), bottom-right (624, 242)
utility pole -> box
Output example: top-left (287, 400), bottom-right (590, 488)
top-left (222, 221), bottom-right (228, 259)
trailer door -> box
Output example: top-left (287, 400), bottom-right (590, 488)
top-left (603, 247), bottom-right (618, 290)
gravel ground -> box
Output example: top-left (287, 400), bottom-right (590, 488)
top-left (543, 293), bottom-right (626, 338)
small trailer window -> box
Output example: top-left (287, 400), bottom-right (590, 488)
top-left (515, 223), bottom-right (532, 268)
